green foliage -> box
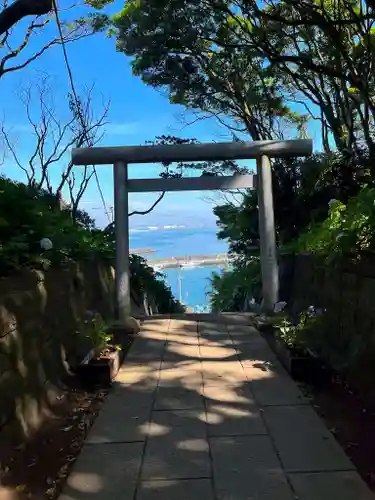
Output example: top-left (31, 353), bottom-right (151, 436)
top-left (209, 258), bottom-right (261, 312)
top-left (214, 191), bottom-right (259, 263)
top-left (274, 306), bottom-right (368, 371)
top-left (288, 186), bottom-right (375, 258)
top-left (130, 254), bottom-right (185, 313)
top-left (0, 176), bottom-right (113, 274)
top-left (0, 176), bottom-right (182, 314)
top-left (103, 0), bottom-right (375, 151)
top-left (273, 309), bottom-right (321, 350)
top-left (82, 311), bottom-right (113, 355)
top-left (107, 0), bottom-right (308, 141)
top-left (148, 135), bottom-right (246, 176)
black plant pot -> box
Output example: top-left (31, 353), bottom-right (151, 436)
top-left (273, 337), bottom-right (332, 388)
top-left (76, 346), bottom-right (124, 388)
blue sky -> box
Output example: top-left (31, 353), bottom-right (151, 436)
top-left (0, 3), bottom-right (319, 229)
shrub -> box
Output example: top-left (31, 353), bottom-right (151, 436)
top-left (287, 187), bottom-right (375, 260)
top-left (0, 176), bottom-right (183, 313)
top-left (209, 258), bottom-right (261, 312)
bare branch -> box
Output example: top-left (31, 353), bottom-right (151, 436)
top-left (2, 77), bottom-right (109, 214)
top-left (0, 2), bottom-right (94, 79)
top-left (0, 123), bottom-right (31, 181)
top-left (129, 191), bottom-right (166, 217)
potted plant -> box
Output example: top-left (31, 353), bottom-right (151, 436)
top-left (271, 306), bottom-right (332, 386)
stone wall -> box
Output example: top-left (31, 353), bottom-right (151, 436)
top-left (288, 253), bottom-right (375, 365)
top-left (0, 260), bottom-right (117, 438)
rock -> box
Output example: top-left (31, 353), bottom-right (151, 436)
top-left (110, 316), bottom-right (140, 335)
top-left (124, 316), bottom-right (140, 334)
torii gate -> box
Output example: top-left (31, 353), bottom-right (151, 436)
top-left (72, 139), bottom-right (312, 321)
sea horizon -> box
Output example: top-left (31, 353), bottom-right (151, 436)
top-left (129, 225), bottom-right (227, 311)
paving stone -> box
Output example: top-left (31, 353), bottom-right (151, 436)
top-left (201, 359), bottom-right (245, 372)
top-left (199, 337), bottom-right (234, 348)
top-left (223, 313), bottom-right (256, 326)
top-left (203, 383), bottom-right (255, 405)
top-left (166, 333), bottom-right (201, 345)
top-left (202, 368), bottom-right (247, 385)
top-left (164, 343), bottom-right (200, 357)
top-left (124, 351), bottom-right (163, 369)
top-left (154, 385), bottom-right (205, 411)
top-left (141, 319), bottom-right (170, 333)
top-left (116, 369), bottom-right (159, 386)
top-left (198, 322), bottom-right (228, 338)
top-left (136, 479), bottom-right (214, 500)
top-left (201, 360), bottom-right (247, 385)
top-left (169, 321), bottom-right (197, 335)
top-left (137, 330), bottom-right (168, 342)
top-left (111, 381), bottom-right (157, 405)
top-left (141, 437), bottom-right (210, 481)
top-left (199, 345), bottom-right (238, 360)
top-left (158, 368), bottom-right (203, 389)
top-left (161, 359), bottom-right (202, 371)
top-left (161, 344), bottom-right (201, 370)
top-left (127, 338), bottom-right (166, 356)
top-left (59, 442), bottom-right (143, 500)
top-left (210, 435), bottom-right (294, 500)
top-left (148, 409), bottom-right (207, 438)
top-left (227, 324), bottom-right (261, 342)
top-left (86, 394), bottom-right (153, 443)
top-left (237, 341), bottom-right (279, 365)
top-left (206, 401), bottom-right (266, 437)
top-left (246, 368), bottom-right (308, 405)
top-left (289, 471), bottom-right (374, 500)
top-left (62, 314), bottom-right (369, 500)
top-left (263, 406), bottom-right (354, 472)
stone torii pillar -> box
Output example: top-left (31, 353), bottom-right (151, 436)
top-left (72, 139), bottom-right (313, 322)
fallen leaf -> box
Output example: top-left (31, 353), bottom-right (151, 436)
top-left (15, 484), bottom-right (27, 493)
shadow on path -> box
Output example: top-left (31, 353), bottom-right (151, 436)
top-left (58, 314), bottom-right (373, 500)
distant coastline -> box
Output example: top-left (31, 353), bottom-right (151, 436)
top-left (130, 248), bottom-right (156, 254)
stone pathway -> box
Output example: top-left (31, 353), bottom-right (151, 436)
top-left (59, 314), bottom-right (374, 500)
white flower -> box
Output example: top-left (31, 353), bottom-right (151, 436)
top-left (40, 238), bottom-right (53, 251)
top-left (274, 301), bottom-right (287, 313)
top-left (328, 199), bottom-right (338, 208)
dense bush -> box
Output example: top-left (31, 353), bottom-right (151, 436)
top-left (130, 254), bottom-right (185, 313)
top-left (0, 176), bottom-right (184, 313)
top-left (287, 186), bottom-right (375, 260)
top-left (209, 258), bottom-right (261, 312)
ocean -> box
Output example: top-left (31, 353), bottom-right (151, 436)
top-left (129, 226), bottom-right (227, 311)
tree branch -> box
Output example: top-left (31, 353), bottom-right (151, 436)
top-left (0, 0), bottom-right (52, 35)
top-left (129, 191), bottom-right (166, 217)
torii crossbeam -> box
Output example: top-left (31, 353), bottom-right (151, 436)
top-left (72, 139), bottom-right (312, 320)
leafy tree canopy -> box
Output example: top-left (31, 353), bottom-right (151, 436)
top-left (99, 0), bottom-right (375, 151)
